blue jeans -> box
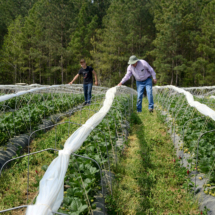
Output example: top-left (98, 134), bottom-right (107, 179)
top-left (83, 83), bottom-right (92, 104)
top-left (136, 78), bottom-right (154, 112)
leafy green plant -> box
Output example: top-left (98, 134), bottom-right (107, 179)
top-left (155, 93), bottom-right (215, 183)
top-left (0, 94), bottom-right (84, 146)
top-left (0, 95), bottom-right (130, 215)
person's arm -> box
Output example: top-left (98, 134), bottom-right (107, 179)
top-left (92, 70), bottom-right (98, 86)
top-left (69, 74), bottom-right (79, 84)
top-left (117, 67), bottom-right (133, 86)
top-left (146, 62), bottom-right (157, 84)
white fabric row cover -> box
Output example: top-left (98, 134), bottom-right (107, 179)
top-left (0, 84), bottom-right (110, 103)
top-left (25, 86), bottom-right (119, 215)
top-left (154, 85), bottom-right (215, 121)
top-left (210, 96), bottom-right (215, 99)
top-left (182, 86), bottom-right (215, 90)
top-left (0, 85), bottom-right (63, 103)
top-left (0, 84), bottom-right (86, 103)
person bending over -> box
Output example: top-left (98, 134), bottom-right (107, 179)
top-left (118, 55), bottom-right (157, 113)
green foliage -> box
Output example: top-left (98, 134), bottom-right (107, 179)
top-left (156, 93), bottom-right (215, 182)
top-left (0, 0), bottom-right (109, 85)
top-left (130, 112), bottom-right (142, 125)
top-left (1, 0), bottom-right (215, 86)
top-left (68, 2), bottom-right (99, 71)
top-left (0, 94), bottom-right (84, 146)
top-left (106, 99), bottom-right (200, 214)
top-left (0, 95), bottom-right (129, 214)
top-left (58, 96), bottom-right (128, 214)
top-left (91, 0), bottom-right (155, 87)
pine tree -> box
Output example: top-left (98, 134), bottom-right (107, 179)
top-left (68, 2), bottom-right (98, 77)
top-left (1, 16), bottom-right (23, 84)
top-left (194, 0), bottom-right (215, 86)
top-left (91, 0), bottom-right (155, 86)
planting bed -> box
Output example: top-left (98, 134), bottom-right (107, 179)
top-left (154, 86), bottom-right (215, 214)
top-left (0, 93), bottom-right (84, 146)
top-left (0, 85), bottom-right (133, 215)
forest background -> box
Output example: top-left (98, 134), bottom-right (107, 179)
top-left (0, 0), bottom-right (215, 87)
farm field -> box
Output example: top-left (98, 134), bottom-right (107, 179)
top-left (0, 104), bottom-right (96, 214)
top-left (0, 93), bottom-right (84, 146)
top-left (0, 92), bottom-right (129, 215)
top-left (1, 85), bottom-right (215, 215)
top-left (1, 0), bottom-right (215, 213)
top-left (155, 91), bottom-right (215, 181)
top-left (106, 99), bottom-right (201, 215)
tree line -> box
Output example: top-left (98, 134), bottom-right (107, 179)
top-left (0, 0), bottom-right (215, 87)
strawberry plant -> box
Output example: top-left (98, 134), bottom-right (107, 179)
top-left (56, 96), bottom-right (129, 214)
top-left (0, 94), bottom-right (84, 146)
top-left (3, 95), bottom-right (129, 215)
top-left (155, 92), bottom-right (215, 182)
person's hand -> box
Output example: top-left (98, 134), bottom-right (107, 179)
top-left (69, 81), bottom-right (73, 85)
top-left (153, 79), bottom-right (157, 84)
top-left (117, 82), bottom-right (122, 86)
top-left (95, 81), bottom-right (98, 86)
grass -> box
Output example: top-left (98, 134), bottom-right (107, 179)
top-left (0, 96), bottom-right (205, 215)
top-left (106, 98), bottom-right (202, 215)
top-left (0, 104), bottom-right (100, 214)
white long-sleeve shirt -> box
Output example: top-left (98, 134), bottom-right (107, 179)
top-left (121, 60), bottom-right (156, 84)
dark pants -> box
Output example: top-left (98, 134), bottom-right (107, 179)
top-left (83, 83), bottom-right (93, 104)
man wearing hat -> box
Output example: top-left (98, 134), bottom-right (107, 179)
top-left (118, 55), bottom-right (157, 113)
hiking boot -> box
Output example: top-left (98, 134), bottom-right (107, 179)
top-left (149, 108), bottom-right (153, 113)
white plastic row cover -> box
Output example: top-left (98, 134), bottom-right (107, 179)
top-left (0, 85), bottom-right (66, 103)
top-left (154, 85), bottom-right (215, 121)
top-left (25, 86), bottom-right (119, 215)
top-left (182, 86), bottom-right (215, 90)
